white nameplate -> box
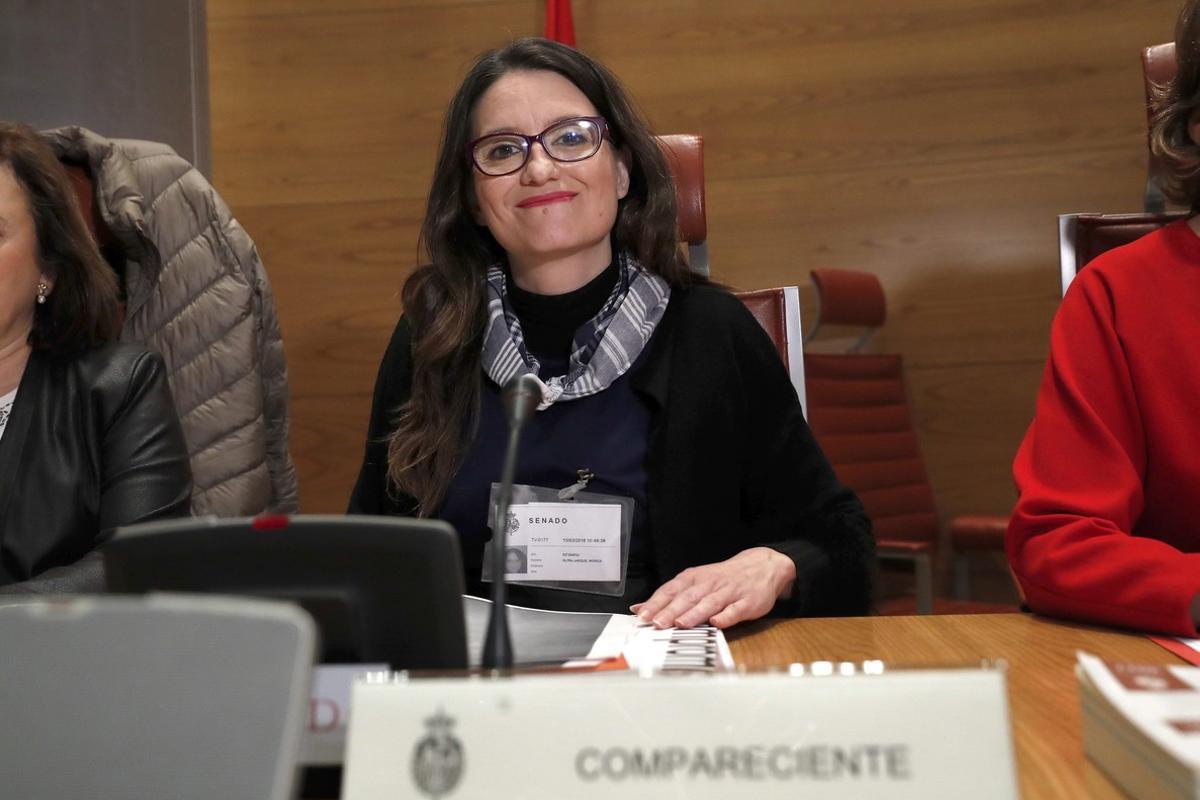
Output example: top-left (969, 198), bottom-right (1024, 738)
top-left (342, 669), bottom-right (1017, 799)
top-left (301, 664), bottom-right (388, 765)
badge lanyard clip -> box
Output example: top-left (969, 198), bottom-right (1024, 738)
top-left (557, 468), bottom-right (594, 500)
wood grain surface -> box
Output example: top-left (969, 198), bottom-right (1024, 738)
top-left (207, 0), bottom-right (1180, 599)
top-left (726, 612), bottom-right (1183, 798)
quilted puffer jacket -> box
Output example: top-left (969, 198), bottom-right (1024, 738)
top-left (42, 126), bottom-right (299, 516)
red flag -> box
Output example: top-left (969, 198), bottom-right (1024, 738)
top-left (544, 0), bottom-right (575, 46)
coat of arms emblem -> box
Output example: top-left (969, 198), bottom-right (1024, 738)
top-left (411, 708), bottom-right (464, 797)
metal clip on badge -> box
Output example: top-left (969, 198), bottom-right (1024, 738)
top-left (557, 468), bottom-right (595, 501)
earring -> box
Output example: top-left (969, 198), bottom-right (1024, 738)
top-left (36, 281), bottom-right (48, 305)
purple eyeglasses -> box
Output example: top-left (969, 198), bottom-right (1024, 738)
top-left (468, 116), bottom-right (608, 177)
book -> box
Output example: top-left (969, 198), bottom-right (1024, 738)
top-left (1151, 636), bottom-right (1200, 667)
top-left (1077, 651), bottom-right (1200, 799)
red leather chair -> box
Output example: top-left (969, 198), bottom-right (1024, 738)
top-left (803, 270), bottom-right (933, 613)
top-left (1058, 211), bottom-right (1187, 295)
top-left (804, 269), bottom-right (1016, 614)
top-left (656, 133), bottom-right (807, 410)
top-left (655, 136), bottom-right (1011, 612)
top-left (735, 286), bottom-right (808, 415)
top-left (657, 133), bottom-right (709, 276)
top-left (1055, 44), bottom-right (1184, 293)
top-left (61, 161), bottom-right (126, 330)
top-left (62, 162), bottom-right (118, 250)
top-left (1143, 42), bottom-right (1177, 111)
top-left (1142, 42), bottom-right (1176, 211)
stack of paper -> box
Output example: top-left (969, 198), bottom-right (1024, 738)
top-left (463, 595), bottom-right (612, 667)
top-left (463, 595), bottom-right (734, 672)
top-left (575, 614), bottom-right (735, 672)
top-left (1077, 651), bottom-right (1200, 799)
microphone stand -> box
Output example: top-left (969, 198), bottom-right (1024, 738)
top-left (482, 424), bottom-right (521, 669)
top-left (482, 374), bottom-right (541, 669)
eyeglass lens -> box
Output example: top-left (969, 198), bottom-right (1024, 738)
top-left (473, 118), bottom-right (603, 176)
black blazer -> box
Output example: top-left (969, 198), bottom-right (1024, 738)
top-left (350, 284), bottom-right (873, 617)
top-left (0, 343), bottom-right (192, 592)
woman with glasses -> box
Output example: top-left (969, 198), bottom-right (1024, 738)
top-left (350, 38), bottom-right (871, 627)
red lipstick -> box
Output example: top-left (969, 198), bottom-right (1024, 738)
top-left (517, 191), bottom-right (576, 208)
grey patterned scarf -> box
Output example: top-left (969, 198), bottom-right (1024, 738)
top-left (480, 252), bottom-right (671, 409)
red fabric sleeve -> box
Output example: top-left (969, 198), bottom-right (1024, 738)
top-left (1008, 264), bottom-right (1200, 637)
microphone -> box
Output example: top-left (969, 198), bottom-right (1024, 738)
top-left (502, 373), bottom-right (544, 426)
top-left (482, 373), bottom-right (544, 669)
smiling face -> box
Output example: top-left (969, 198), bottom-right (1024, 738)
top-left (0, 165), bottom-right (46, 349)
top-left (470, 69), bottom-right (630, 291)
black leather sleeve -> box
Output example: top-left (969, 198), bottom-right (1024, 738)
top-left (96, 350), bottom-right (193, 536)
top-left (0, 551), bottom-right (106, 594)
top-left (0, 347), bottom-right (191, 594)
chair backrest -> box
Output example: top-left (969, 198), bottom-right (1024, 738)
top-left (801, 269), bottom-right (940, 549)
top-left (656, 133), bottom-right (708, 275)
top-left (61, 161), bottom-right (126, 329)
top-left (655, 133), bottom-right (805, 409)
top-left (1057, 211), bottom-right (1186, 294)
top-left (1061, 47), bottom-right (1185, 288)
top-left (805, 267), bottom-right (887, 350)
top-left (735, 286), bottom-right (807, 415)
top-left (0, 594), bottom-right (314, 800)
top-left (1142, 42), bottom-right (1177, 211)
top-left (104, 514), bottom-right (469, 670)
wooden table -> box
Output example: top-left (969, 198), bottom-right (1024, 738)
top-left (724, 612), bottom-right (1181, 799)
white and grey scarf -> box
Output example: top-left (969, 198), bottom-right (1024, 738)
top-left (0, 387), bottom-right (15, 442)
top-left (480, 252), bottom-right (671, 410)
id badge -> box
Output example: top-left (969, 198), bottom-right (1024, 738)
top-left (481, 480), bottom-right (634, 597)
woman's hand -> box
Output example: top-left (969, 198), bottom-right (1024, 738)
top-left (630, 547), bottom-right (797, 630)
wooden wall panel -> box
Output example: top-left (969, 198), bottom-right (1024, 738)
top-left (207, 0), bottom-right (1180, 594)
top-left (208, 2), bottom-right (544, 206)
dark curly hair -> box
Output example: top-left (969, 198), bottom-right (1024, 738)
top-left (0, 121), bottom-right (120, 355)
top-left (1150, 0), bottom-right (1200, 210)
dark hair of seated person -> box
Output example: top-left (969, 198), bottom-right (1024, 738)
top-left (387, 38), bottom-right (702, 514)
top-left (1150, 0), bottom-right (1200, 210)
top-left (0, 122), bottom-right (121, 355)
top-left (0, 122), bottom-right (191, 595)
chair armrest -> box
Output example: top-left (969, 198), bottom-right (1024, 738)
top-left (874, 540), bottom-right (934, 615)
top-left (949, 515), bottom-right (1008, 552)
top-left (876, 540), bottom-right (934, 559)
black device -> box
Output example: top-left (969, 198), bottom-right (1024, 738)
top-left (482, 373), bottom-right (543, 669)
top-left (103, 514), bottom-right (468, 671)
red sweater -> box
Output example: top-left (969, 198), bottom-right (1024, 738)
top-left (1009, 220), bottom-right (1200, 636)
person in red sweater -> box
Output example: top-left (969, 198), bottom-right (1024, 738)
top-left (1008, 0), bottom-right (1200, 636)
